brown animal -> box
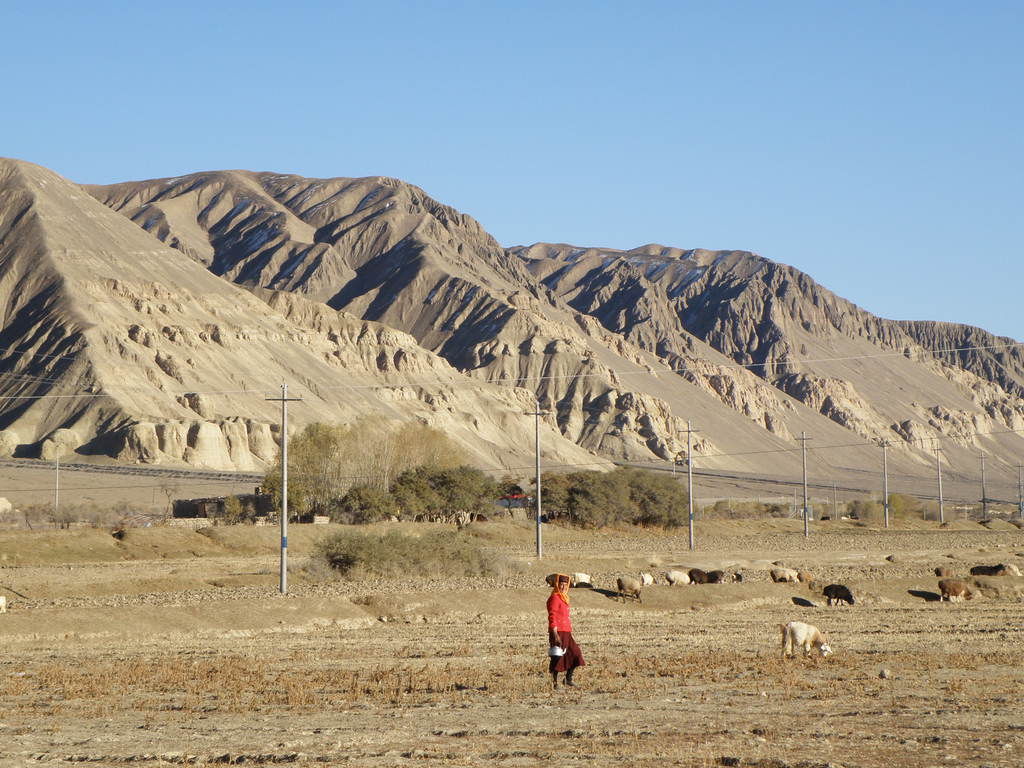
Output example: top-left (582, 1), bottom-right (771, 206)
top-left (706, 570), bottom-right (728, 584)
top-left (797, 570), bottom-right (814, 584)
top-left (688, 568), bottom-right (709, 584)
top-left (616, 575), bottom-right (643, 602)
top-left (934, 566), bottom-right (955, 578)
top-left (938, 579), bottom-right (973, 602)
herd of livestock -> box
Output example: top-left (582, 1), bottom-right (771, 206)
top-left (546, 559), bottom-right (1023, 657)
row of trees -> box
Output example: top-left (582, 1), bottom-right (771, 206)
top-left (539, 468), bottom-right (691, 528)
top-left (259, 419), bottom-right (694, 528)
top-left (332, 465), bottom-right (500, 524)
top-left (262, 417), bottom-right (469, 520)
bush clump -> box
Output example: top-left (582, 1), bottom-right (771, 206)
top-left (539, 467), bottom-right (689, 528)
top-left (311, 529), bottom-right (515, 579)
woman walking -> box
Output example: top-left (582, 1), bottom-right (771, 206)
top-left (547, 573), bottom-right (585, 689)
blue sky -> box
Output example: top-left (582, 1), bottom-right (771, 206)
top-left (4, 1), bottom-right (1022, 340)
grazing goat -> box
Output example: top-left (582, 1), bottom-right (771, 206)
top-left (706, 570), bottom-right (730, 584)
top-left (688, 568), bottom-right (709, 584)
top-left (664, 569), bottom-right (690, 586)
top-left (822, 584), bottom-right (855, 606)
top-left (616, 576), bottom-right (643, 602)
top-left (544, 573), bottom-right (557, 588)
top-left (570, 573), bottom-right (592, 588)
top-left (934, 566), bottom-right (955, 578)
top-left (796, 570), bottom-right (814, 584)
top-left (780, 621), bottom-right (832, 658)
top-left (970, 563), bottom-right (1021, 577)
top-left (733, 571), bottom-right (744, 583)
top-left (770, 567), bottom-right (800, 584)
top-left (938, 579), bottom-right (973, 602)
top-left (639, 572), bottom-right (655, 587)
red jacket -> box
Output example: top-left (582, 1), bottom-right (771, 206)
top-left (546, 593), bottom-right (573, 632)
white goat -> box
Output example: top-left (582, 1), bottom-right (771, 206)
top-left (570, 572), bottom-right (592, 588)
top-left (780, 621), bottom-right (832, 658)
top-left (770, 567), bottom-right (800, 584)
top-left (664, 569), bottom-right (690, 586)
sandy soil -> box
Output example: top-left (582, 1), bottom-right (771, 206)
top-left (1, 519), bottom-right (1023, 767)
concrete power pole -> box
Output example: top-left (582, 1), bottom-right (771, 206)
top-left (980, 452), bottom-right (988, 517)
top-left (934, 440), bottom-right (944, 524)
top-left (1018, 464), bottom-right (1023, 521)
top-left (267, 383), bottom-right (301, 595)
top-left (798, 432), bottom-right (811, 537)
top-left (526, 398), bottom-right (549, 559)
top-left (679, 421), bottom-right (699, 551)
top-left (879, 439), bottom-right (891, 528)
top-left (54, 456), bottom-right (59, 515)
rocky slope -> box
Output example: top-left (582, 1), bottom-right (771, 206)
top-left (516, 243), bottom-right (1024, 471)
top-left (91, 171), bottom-right (841, 472)
top-left (81, 168), bottom-right (1024, 486)
top-left (0, 159), bottom-right (603, 471)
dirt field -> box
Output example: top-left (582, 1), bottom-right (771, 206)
top-left (1, 518), bottom-right (1023, 767)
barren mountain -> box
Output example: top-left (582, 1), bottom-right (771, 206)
top-left (516, 243), bottom-right (1024, 474)
top-left (0, 158), bottom-right (605, 472)
top-left (83, 169), bottom-right (1024, 489)
top-left (92, 171), bottom-right (817, 469)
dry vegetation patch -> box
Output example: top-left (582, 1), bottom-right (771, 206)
top-left (2, 521), bottom-right (1024, 767)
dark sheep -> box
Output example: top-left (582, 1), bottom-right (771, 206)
top-left (969, 564), bottom-right (1021, 577)
top-left (706, 569), bottom-right (727, 584)
top-left (688, 568), bottom-right (709, 584)
top-left (822, 583), bottom-right (855, 606)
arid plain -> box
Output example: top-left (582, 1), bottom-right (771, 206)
top-left (1, 518), bottom-right (1023, 768)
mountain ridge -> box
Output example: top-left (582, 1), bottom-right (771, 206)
top-left (1, 159), bottom-right (1016, 486)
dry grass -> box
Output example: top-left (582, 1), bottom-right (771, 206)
top-left (6, 645), bottom-right (1020, 719)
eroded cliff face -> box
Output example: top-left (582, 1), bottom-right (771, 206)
top-left (0, 160), bottom-right (604, 471)
top-left (84, 169), bottom-right (1024, 476)
top-left (897, 320), bottom-right (1024, 399)
top-left (88, 173), bottom-right (745, 466)
top-left (517, 242), bottom-right (1024, 463)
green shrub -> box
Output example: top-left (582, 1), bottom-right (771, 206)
top-left (537, 467), bottom-right (688, 528)
top-left (333, 485), bottom-right (398, 524)
top-left (391, 466), bottom-right (498, 520)
top-left (311, 529), bottom-right (516, 579)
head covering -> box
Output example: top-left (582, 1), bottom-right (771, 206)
top-left (550, 573), bottom-right (571, 605)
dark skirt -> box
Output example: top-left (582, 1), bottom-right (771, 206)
top-left (549, 631), bottom-right (586, 673)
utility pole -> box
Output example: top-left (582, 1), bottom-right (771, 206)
top-left (1018, 464), bottom-right (1023, 521)
top-left (679, 421), bottom-right (699, 551)
top-left (832, 480), bottom-right (838, 520)
top-left (267, 383), bottom-right (301, 595)
top-left (980, 452), bottom-right (988, 517)
top-left (798, 432), bottom-right (811, 537)
top-left (54, 457), bottom-right (59, 515)
top-left (526, 398), bottom-right (549, 559)
top-left (878, 439), bottom-right (891, 528)
top-left (933, 439), bottom-right (944, 524)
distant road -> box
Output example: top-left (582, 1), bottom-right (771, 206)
top-left (617, 461), bottom-right (1021, 507)
top-left (0, 458), bottom-right (263, 483)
